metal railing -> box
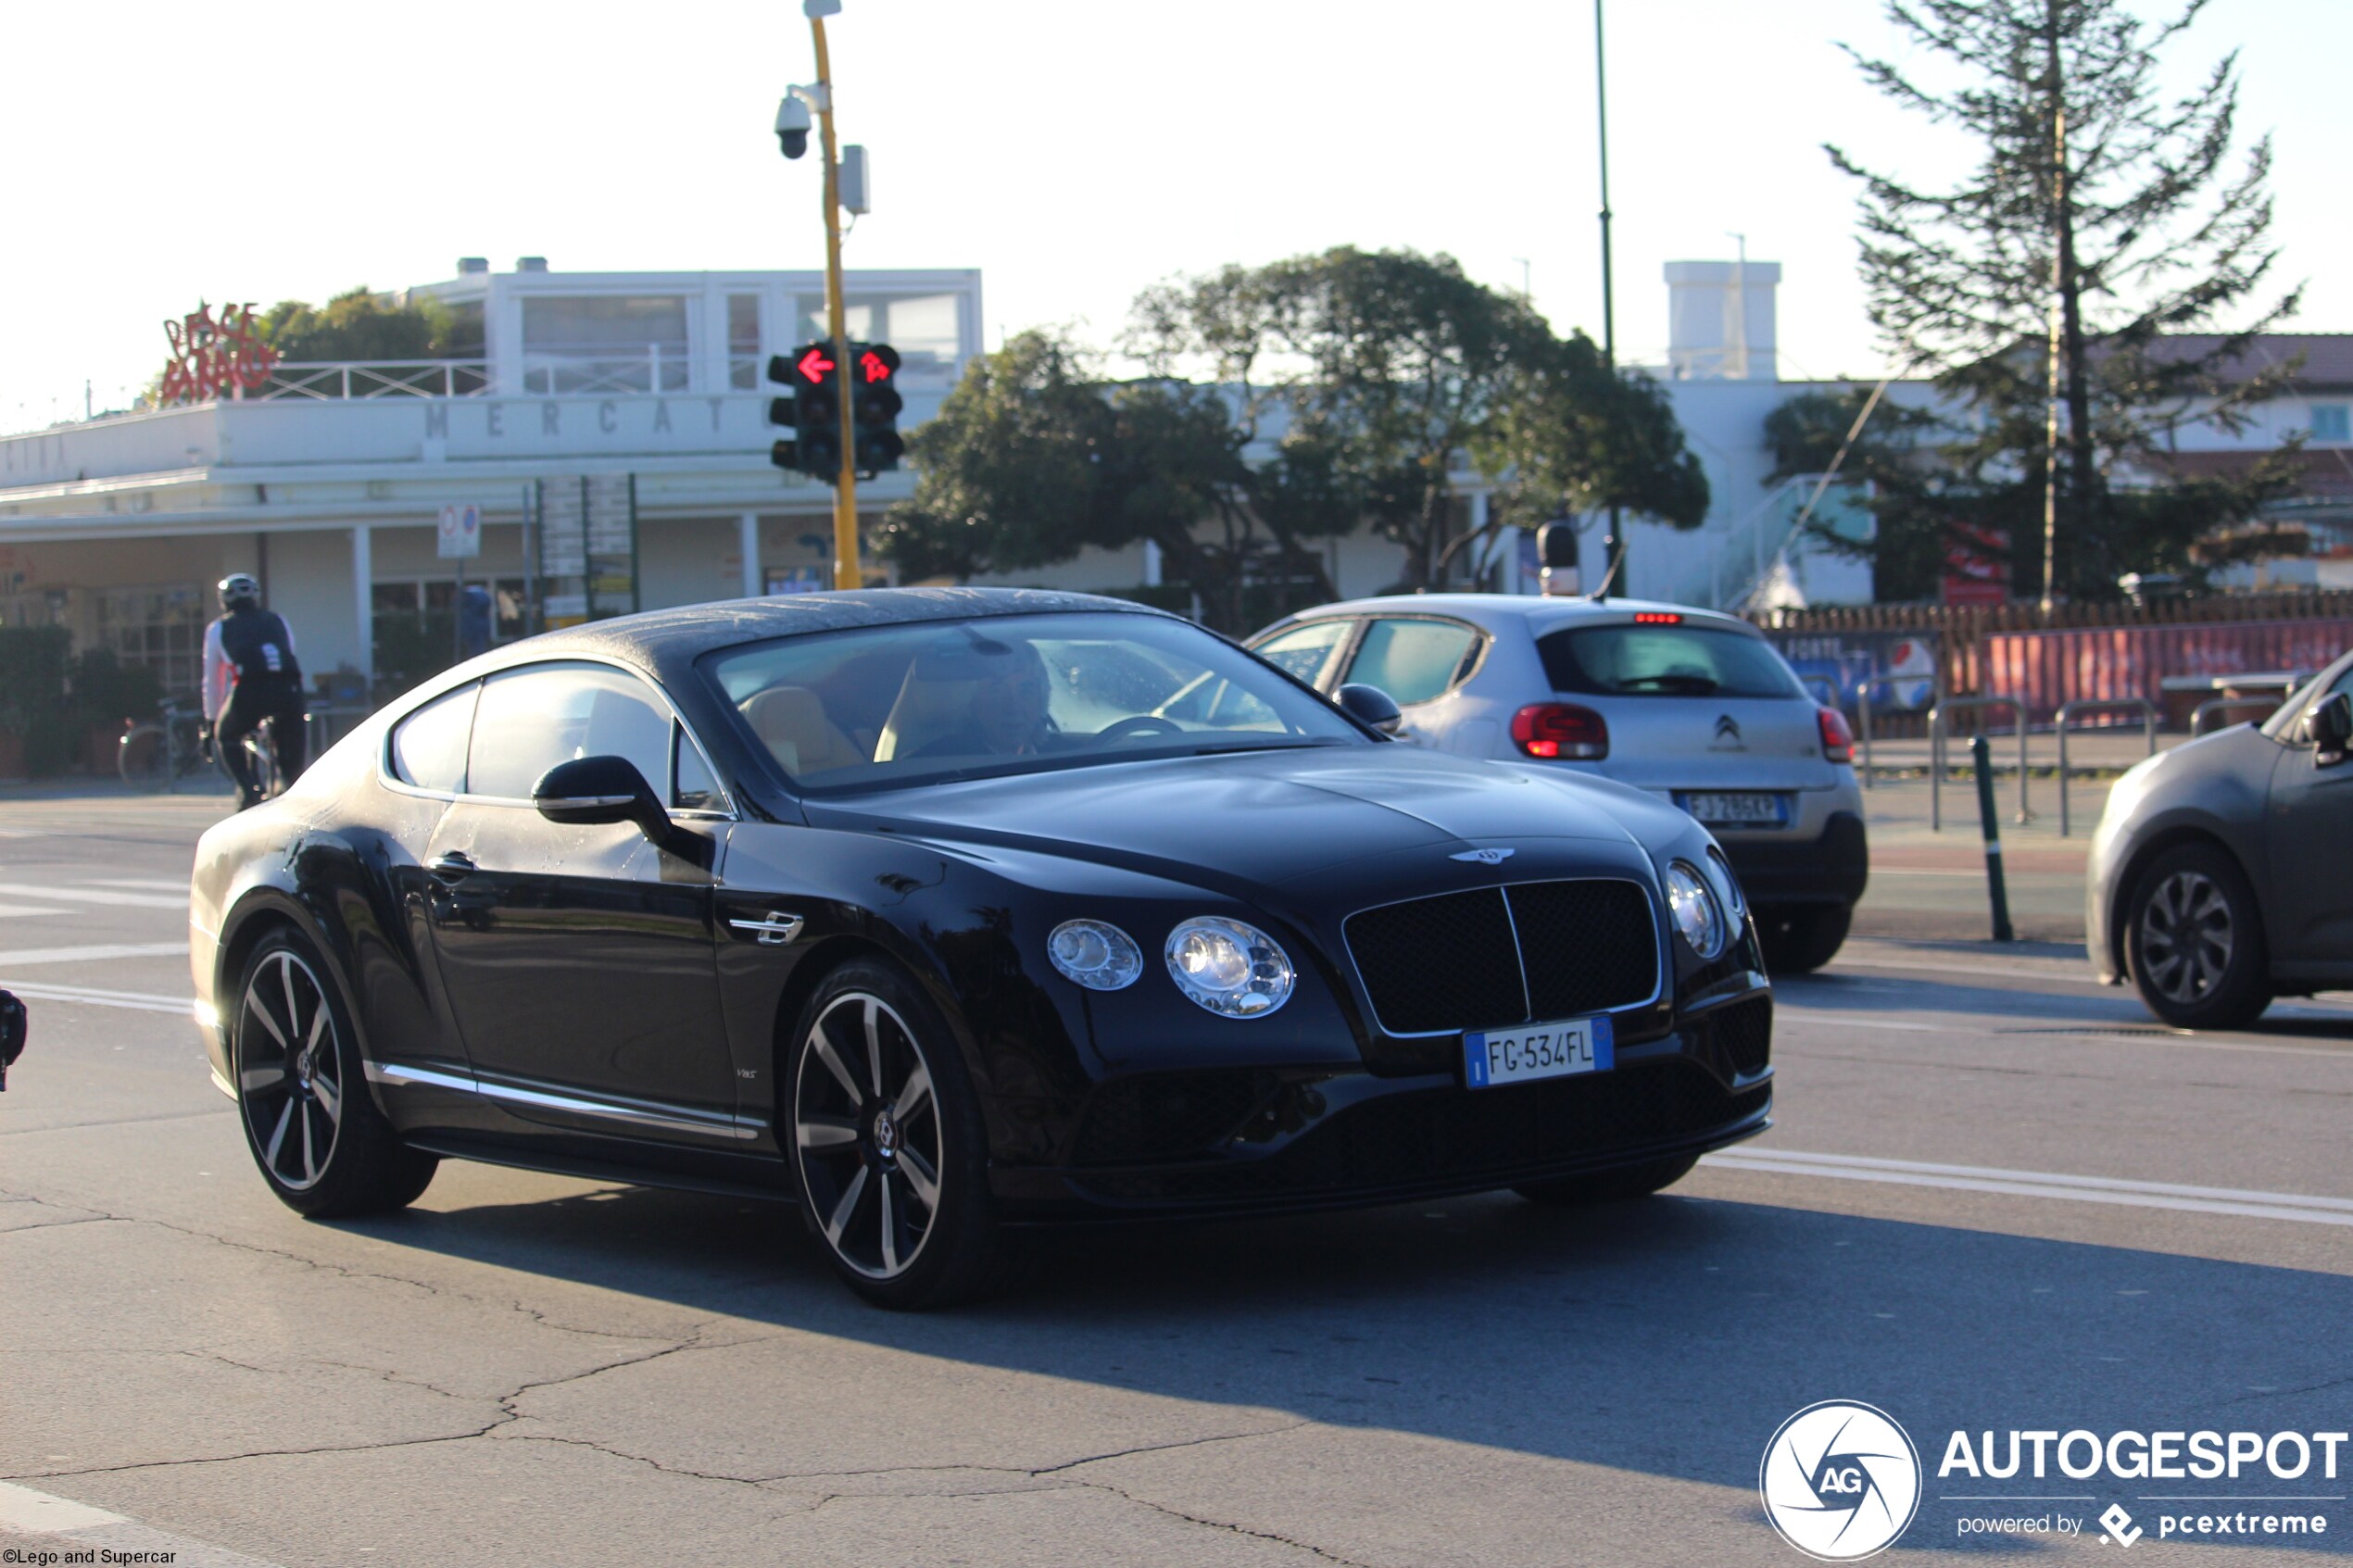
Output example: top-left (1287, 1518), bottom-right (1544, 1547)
top-left (253, 359), bottom-right (490, 399)
top-left (1849, 674), bottom-right (1932, 791)
top-left (2190, 695), bottom-right (2287, 736)
top-left (1930, 696), bottom-right (2029, 830)
top-left (2055, 698), bottom-right (2158, 836)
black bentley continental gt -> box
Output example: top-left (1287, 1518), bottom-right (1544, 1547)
top-left (191, 588), bottom-right (1772, 1308)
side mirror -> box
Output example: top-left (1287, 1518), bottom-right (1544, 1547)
top-left (534, 755), bottom-right (667, 841)
top-left (0, 990), bottom-right (24, 1091)
top-left (1336, 683), bottom-right (1404, 736)
top-left (2310, 691), bottom-right (2352, 763)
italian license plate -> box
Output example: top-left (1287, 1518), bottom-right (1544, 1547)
top-left (1680, 791), bottom-right (1789, 826)
top-left (1464, 1015), bottom-right (1615, 1089)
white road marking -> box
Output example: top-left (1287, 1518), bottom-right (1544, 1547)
top-left (0, 880), bottom-right (184, 909)
top-left (0, 942), bottom-right (190, 967)
top-left (0, 1479), bottom-right (288, 1566)
top-left (1704, 1147), bottom-right (2353, 1227)
top-left (1775, 1006), bottom-right (2353, 1060)
top-left (0, 903), bottom-right (70, 919)
top-left (0, 980), bottom-right (194, 1015)
top-left (86, 877), bottom-right (194, 893)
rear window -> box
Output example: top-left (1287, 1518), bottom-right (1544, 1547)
top-left (1536, 624), bottom-right (1802, 699)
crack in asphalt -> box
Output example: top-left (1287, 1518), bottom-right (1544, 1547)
top-left (17, 1324), bottom-right (737, 1484)
top-left (2202, 1369), bottom-right (2353, 1411)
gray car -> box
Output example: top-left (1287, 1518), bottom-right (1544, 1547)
top-left (2088, 648), bottom-right (2353, 1027)
top-left (1247, 595), bottom-right (1868, 972)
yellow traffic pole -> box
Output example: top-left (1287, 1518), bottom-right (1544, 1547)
top-left (810, 17), bottom-right (861, 589)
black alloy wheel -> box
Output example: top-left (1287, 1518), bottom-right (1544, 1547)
top-left (2126, 844), bottom-right (2271, 1030)
top-left (787, 958), bottom-right (1006, 1309)
top-left (233, 928), bottom-right (437, 1217)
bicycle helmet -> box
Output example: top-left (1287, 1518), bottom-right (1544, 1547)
top-left (218, 573), bottom-right (261, 610)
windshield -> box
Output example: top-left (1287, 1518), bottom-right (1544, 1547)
top-left (1536, 623), bottom-right (1804, 699)
top-left (703, 611), bottom-right (1364, 791)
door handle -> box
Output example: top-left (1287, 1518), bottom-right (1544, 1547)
top-left (429, 852), bottom-right (478, 883)
top-left (728, 912), bottom-right (805, 946)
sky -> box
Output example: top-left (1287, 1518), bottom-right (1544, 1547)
top-left (5, 0), bottom-right (2347, 432)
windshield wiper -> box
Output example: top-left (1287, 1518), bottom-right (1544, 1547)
top-left (1619, 673), bottom-right (1719, 695)
top-left (1188, 737), bottom-right (1343, 757)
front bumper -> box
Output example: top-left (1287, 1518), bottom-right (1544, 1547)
top-left (990, 988), bottom-right (1770, 1220)
top-left (1718, 811), bottom-right (1869, 909)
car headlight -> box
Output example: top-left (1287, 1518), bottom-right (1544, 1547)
top-left (1665, 862), bottom-right (1728, 960)
top-left (1048, 920), bottom-right (1144, 990)
top-left (1164, 916), bottom-right (1295, 1018)
top-left (1704, 845), bottom-right (1745, 919)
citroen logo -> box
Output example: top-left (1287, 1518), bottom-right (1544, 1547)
top-left (1715, 715), bottom-right (1743, 743)
top-left (1450, 847), bottom-right (1515, 865)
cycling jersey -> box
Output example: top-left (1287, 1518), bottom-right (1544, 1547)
top-left (202, 609), bottom-right (303, 722)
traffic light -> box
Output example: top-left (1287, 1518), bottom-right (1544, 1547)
top-left (767, 343), bottom-right (842, 481)
top-left (850, 342), bottom-right (903, 475)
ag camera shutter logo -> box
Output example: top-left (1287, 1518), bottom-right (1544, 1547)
top-left (1760, 1400), bottom-right (1923, 1560)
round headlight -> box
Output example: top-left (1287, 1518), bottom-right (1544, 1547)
top-left (1665, 862), bottom-right (1728, 960)
top-left (1048, 920), bottom-right (1143, 990)
top-left (1164, 917), bottom-right (1295, 1018)
top-left (1705, 846), bottom-right (1745, 918)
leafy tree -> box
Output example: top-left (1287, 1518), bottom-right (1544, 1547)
top-left (1828, 0), bottom-right (2301, 600)
top-left (1135, 246), bottom-right (1706, 592)
top-left (879, 332), bottom-right (1347, 632)
top-left (255, 287), bottom-right (475, 362)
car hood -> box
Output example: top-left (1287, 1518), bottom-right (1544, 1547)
top-left (801, 743), bottom-right (1652, 890)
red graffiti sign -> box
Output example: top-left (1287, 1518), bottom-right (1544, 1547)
top-left (159, 302), bottom-right (280, 405)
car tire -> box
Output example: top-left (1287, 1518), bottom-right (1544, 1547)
top-left (1514, 1153), bottom-right (1698, 1206)
top-left (785, 957), bottom-right (1009, 1311)
top-left (232, 927), bottom-right (438, 1218)
top-left (1755, 904), bottom-right (1851, 974)
top-left (2125, 844), bottom-right (2271, 1030)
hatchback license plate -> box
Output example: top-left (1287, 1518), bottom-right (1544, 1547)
top-left (1465, 1015), bottom-right (1615, 1089)
top-left (1681, 791), bottom-right (1788, 826)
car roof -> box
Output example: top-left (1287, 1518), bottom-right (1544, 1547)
top-left (488, 586), bottom-right (1177, 668)
top-left (1253, 593), bottom-right (1765, 641)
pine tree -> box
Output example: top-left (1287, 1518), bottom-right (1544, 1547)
top-left (1828, 0), bottom-right (2301, 601)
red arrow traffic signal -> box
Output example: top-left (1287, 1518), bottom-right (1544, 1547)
top-left (859, 348), bottom-right (896, 383)
top-left (797, 347), bottom-right (837, 384)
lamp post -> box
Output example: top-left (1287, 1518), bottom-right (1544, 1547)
top-left (1593, 0), bottom-right (1624, 597)
top-left (803, 1), bottom-right (861, 588)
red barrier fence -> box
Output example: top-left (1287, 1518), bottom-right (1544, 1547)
top-left (1979, 620), bottom-right (2353, 723)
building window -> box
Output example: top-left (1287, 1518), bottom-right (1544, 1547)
top-left (371, 577), bottom-right (528, 694)
top-left (2310, 404), bottom-right (2349, 444)
top-left (92, 585), bottom-right (206, 696)
top-left (728, 295), bottom-right (762, 390)
top-left (793, 292), bottom-right (963, 381)
top-left (521, 296), bottom-right (691, 395)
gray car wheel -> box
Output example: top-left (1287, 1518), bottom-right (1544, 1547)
top-left (2125, 844), bottom-right (2271, 1030)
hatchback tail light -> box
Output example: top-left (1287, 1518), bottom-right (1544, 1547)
top-left (1817, 705), bottom-right (1856, 764)
top-left (1512, 703), bottom-right (1609, 759)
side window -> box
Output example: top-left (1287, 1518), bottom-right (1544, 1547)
top-left (466, 663), bottom-right (673, 801)
top-left (389, 683), bottom-right (477, 793)
top-left (673, 724), bottom-right (724, 811)
top-left (1343, 619), bottom-right (1481, 707)
top-left (1252, 621), bottom-right (1354, 690)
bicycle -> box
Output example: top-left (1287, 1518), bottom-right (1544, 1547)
top-left (118, 698), bottom-right (281, 797)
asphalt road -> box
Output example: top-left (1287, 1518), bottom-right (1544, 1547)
top-left (2, 792), bottom-right (2348, 1567)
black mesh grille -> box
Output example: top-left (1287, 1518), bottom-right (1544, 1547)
top-left (1343, 880), bottom-right (1659, 1036)
top-left (1508, 880), bottom-right (1660, 1020)
top-left (1344, 888), bottom-right (1527, 1034)
top-left (1711, 997), bottom-right (1773, 1077)
top-left (1077, 1061), bottom-right (1768, 1203)
top-left (1070, 1071), bottom-right (1282, 1166)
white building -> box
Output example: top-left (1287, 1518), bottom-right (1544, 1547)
top-left (0, 262), bottom-right (982, 699)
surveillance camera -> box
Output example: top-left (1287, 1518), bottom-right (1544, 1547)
top-left (774, 95), bottom-right (812, 159)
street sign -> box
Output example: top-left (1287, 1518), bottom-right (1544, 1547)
top-left (437, 503), bottom-right (483, 560)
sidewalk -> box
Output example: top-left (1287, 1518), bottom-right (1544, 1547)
top-left (1850, 770), bottom-right (2095, 945)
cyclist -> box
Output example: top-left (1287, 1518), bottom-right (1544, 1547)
top-left (202, 573), bottom-right (307, 809)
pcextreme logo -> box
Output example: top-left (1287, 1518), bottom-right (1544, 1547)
top-left (1760, 1400), bottom-right (1924, 1561)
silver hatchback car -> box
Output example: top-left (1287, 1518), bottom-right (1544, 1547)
top-left (1248, 595), bottom-right (1868, 971)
